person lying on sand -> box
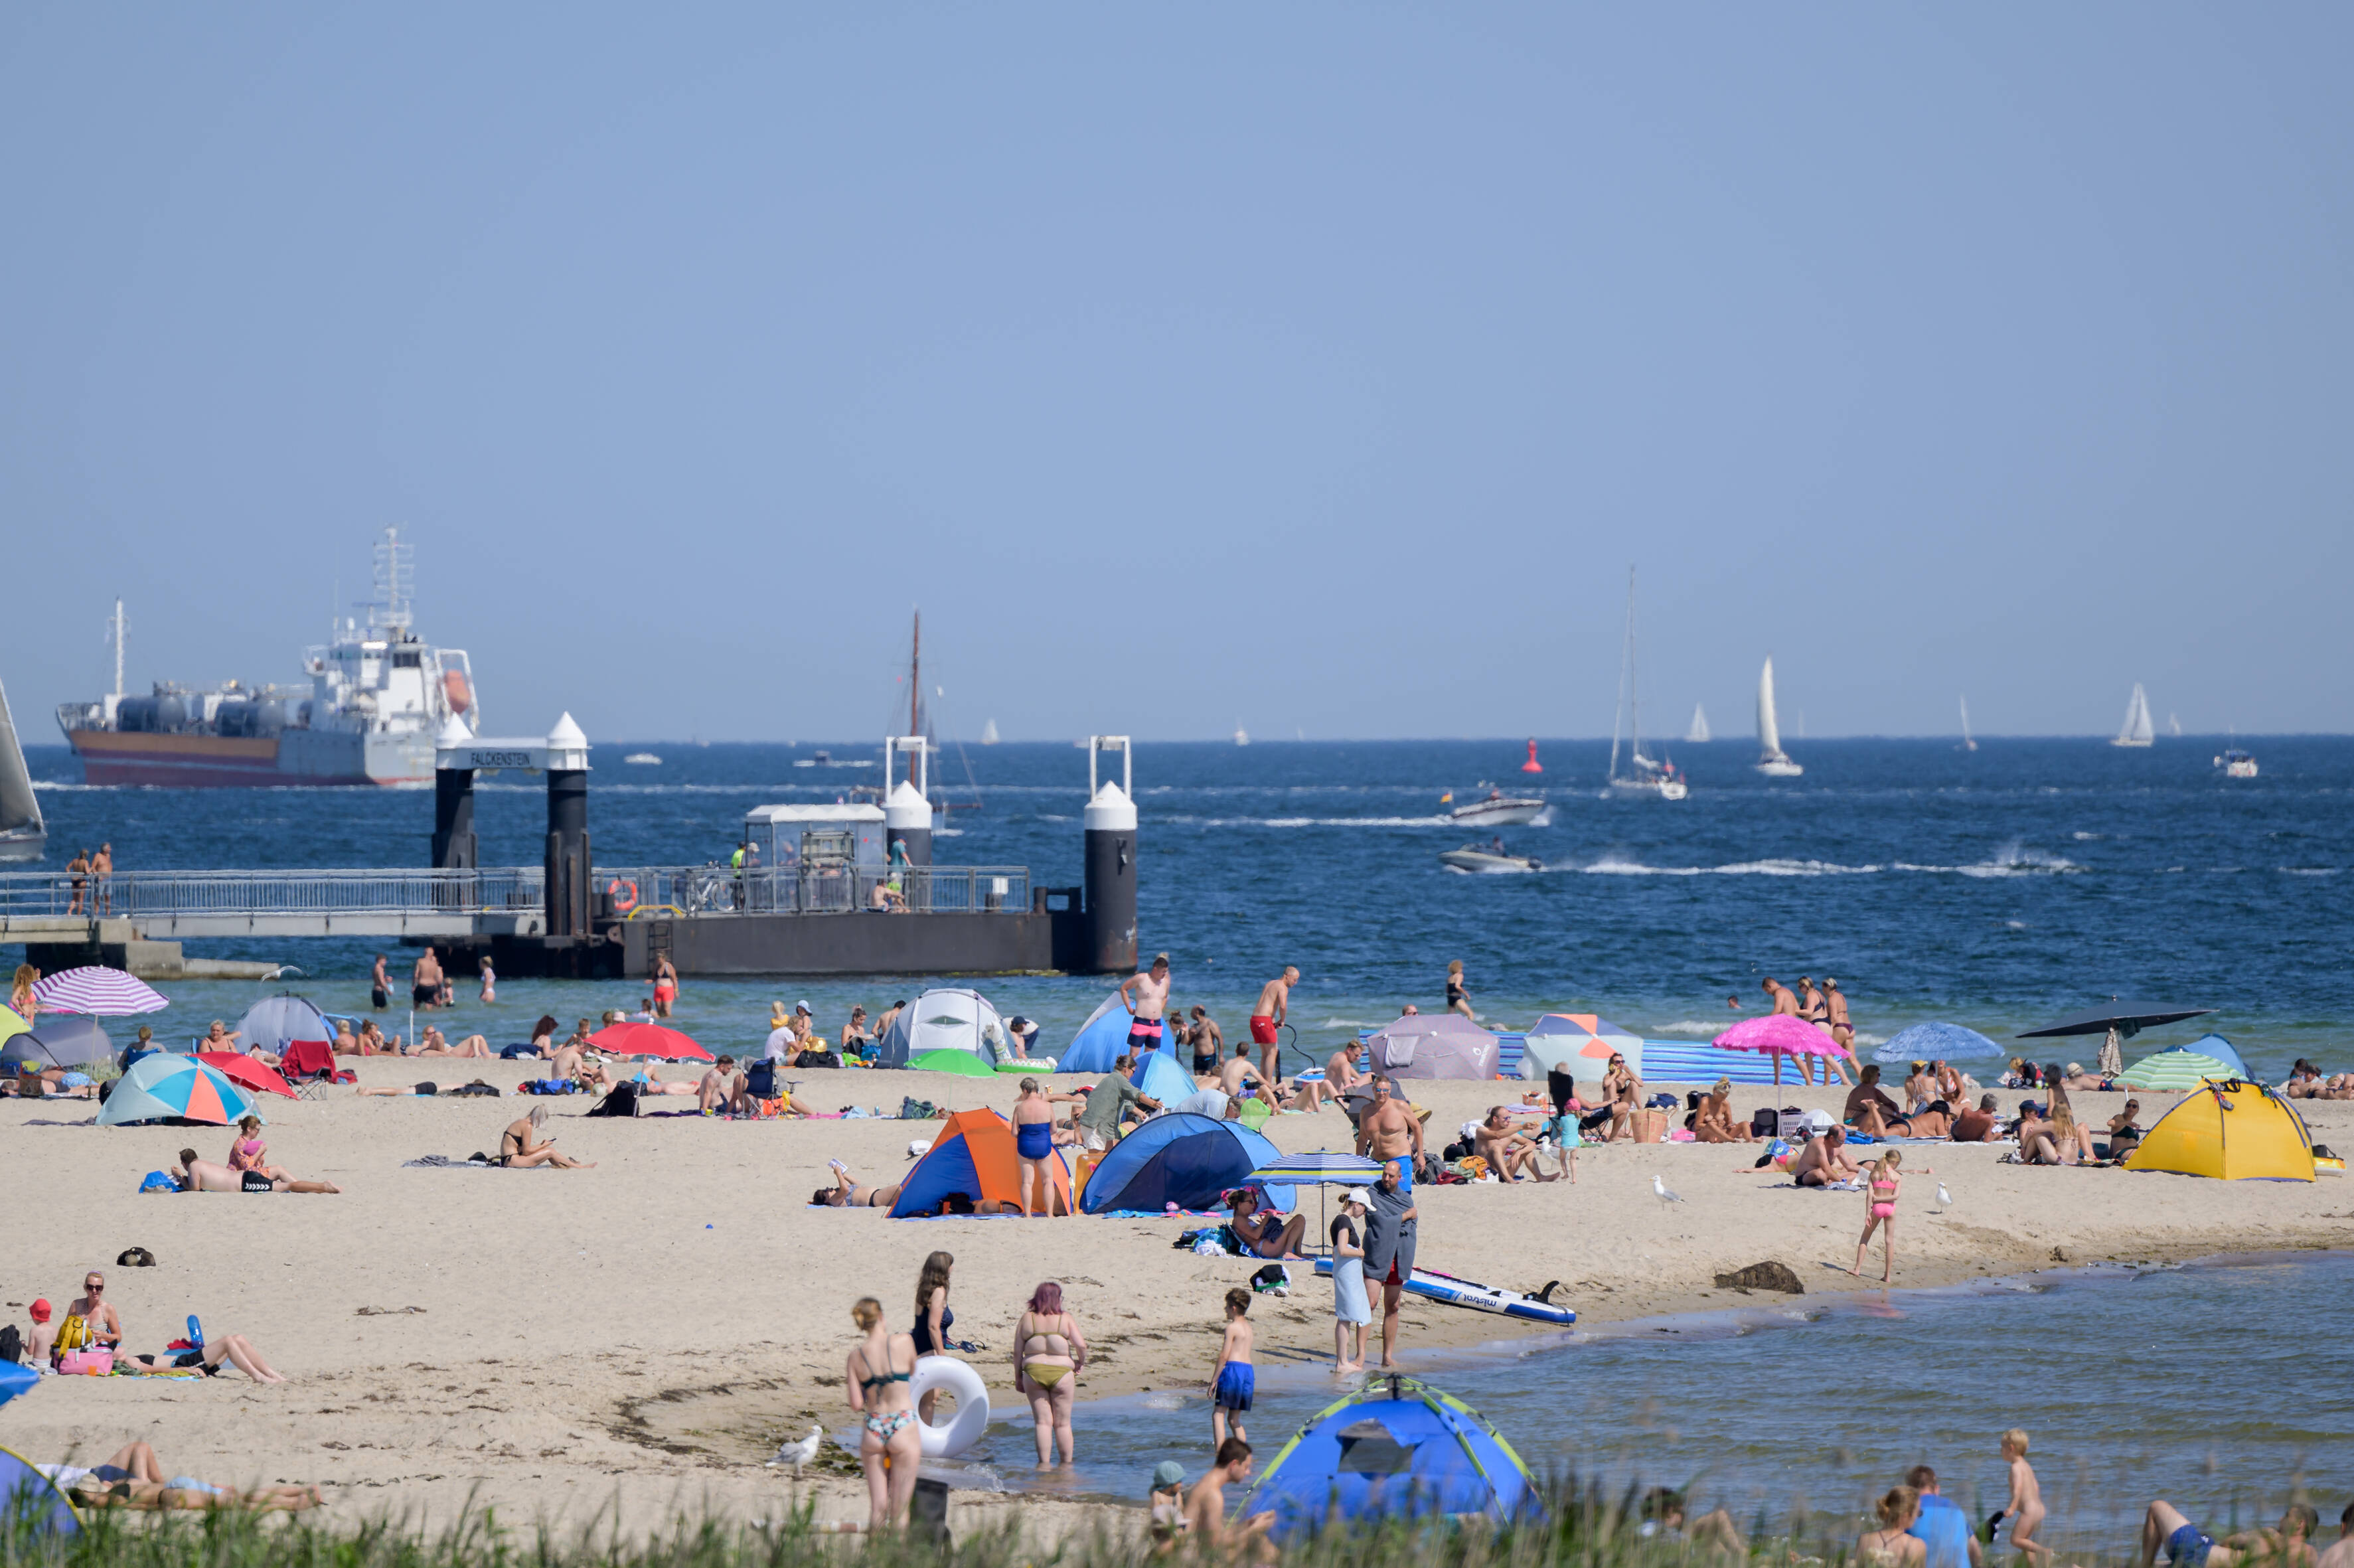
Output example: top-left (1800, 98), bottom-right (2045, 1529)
top-left (814, 1160), bottom-right (903, 1209)
top-left (412, 1024), bottom-right (491, 1059)
top-left (499, 1106), bottom-right (593, 1168)
top-left (120, 1330), bottom-right (288, 1382)
top-left (2139, 1500), bottom-right (2318, 1568)
top-left (69, 1475), bottom-right (319, 1512)
top-left (1638, 1486), bottom-right (1747, 1555)
top-left (1845, 1067), bottom-right (1911, 1137)
top-left (1788, 1127), bottom-right (1861, 1188)
top-left (39, 1441), bottom-right (165, 1490)
top-left (173, 1150), bottom-right (339, 1194)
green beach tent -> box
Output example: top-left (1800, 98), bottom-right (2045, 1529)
top-left (2118, 1048), bottom-right (2236, 1091)
top-left (909, 1048), bottom-right (1000, 1079)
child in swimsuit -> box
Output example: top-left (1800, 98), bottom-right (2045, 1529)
top-left (1850, 1149), bottom-right (1926, 1285)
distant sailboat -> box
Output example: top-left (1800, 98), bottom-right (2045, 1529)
top-left (1960, 696), bottom-right (1978, 752)
top-left (1755, 658), bottom-right (1802, 777)
top-left (1233, 723), bottom-right (1249, 746)
top-left (1686, 704), bottom-right (1711, 744)
top-left (2112, 684), bottom-right (2155, 747)
top-left (980, 719), bottom-right (1000, 745)
top-left (2167, 712), bottom-right (2183, 738)
top-left (1607, 568), bottom-right (1686, 800)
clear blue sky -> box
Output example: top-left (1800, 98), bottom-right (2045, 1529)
top-left (4, 6), bottom-right (2349, 744)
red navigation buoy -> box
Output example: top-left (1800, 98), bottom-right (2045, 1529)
top-left (1521, 738), bottom-right (1543, 774)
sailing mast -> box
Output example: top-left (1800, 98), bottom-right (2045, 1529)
top-left (1960, 695), bottom-right (1977, 751)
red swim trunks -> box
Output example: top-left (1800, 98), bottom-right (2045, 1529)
top-left (1249, 1016), bottom-right (1279, 1047)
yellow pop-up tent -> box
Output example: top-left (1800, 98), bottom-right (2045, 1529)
top-left (2124, 1079), bottom-right (2314, 1181)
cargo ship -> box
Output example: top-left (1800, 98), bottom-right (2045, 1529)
top-left (56, 529), bottom-right (479, 788)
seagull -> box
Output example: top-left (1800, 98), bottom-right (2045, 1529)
top-left (1936, 1182), bottom-right (1953, 1213)
top-left (769, 1426), bottom-right (823, 1470)
top-left (1652, 1174), bottom-right (1685, 1206)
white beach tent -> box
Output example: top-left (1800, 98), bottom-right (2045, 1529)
top-left (876, 988), bottom-right (1012, 1067)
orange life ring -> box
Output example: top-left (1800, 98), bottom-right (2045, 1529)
top-left (607, 878), bottom-right (638, 912)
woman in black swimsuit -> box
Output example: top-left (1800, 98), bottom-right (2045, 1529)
top-left (912, 1250), bottom-right (957, 1423)
top-left (1446, 961), bottom-right (1474, 1021)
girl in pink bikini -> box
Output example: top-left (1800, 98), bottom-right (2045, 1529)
top-left (226, 1115), bottom-right (288, 1185)
top-left (1850, 1148), bottom-right (1929, 1284)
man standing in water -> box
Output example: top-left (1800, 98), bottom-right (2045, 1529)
top-left (1117, 952), bottom-right (1172, 1058)
top-left (412, 948), bottom-right (444, 1010)
top-left (1822, 978), bottom-right (1859, 1086)
top-left (370, 955), bottom-right (391, 1012)
top-left (1248, 965), bottom-right (1296, 1086)
top-left (1354, 1075), bottom-right (1424, 1184)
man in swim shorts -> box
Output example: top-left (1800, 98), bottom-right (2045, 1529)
top-left (411, 947), bottom-right (443, 1009)
top-left (1189, 1006), bottom-right (1224, 1076)
top-left (1248, 966), bottom-right (1297, 1085)
top-left (1355, 1075), bottom-right (1423, 1189)
top-left (2140, 1501), bottom-right (2317, 1568)
top-left (1117, 953), bottom-right (1172, 1057)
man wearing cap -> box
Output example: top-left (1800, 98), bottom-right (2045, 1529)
top-left (26, 1300), bottom-right (57, 1365)
top-left (1362, 1158), bottom-right (1419, 1367)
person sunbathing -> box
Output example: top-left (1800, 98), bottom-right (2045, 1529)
top-left (2108, 1103), bottom-right (2146, 1158)
top-left (120, 1330), bottom-right (288, 1382)
top-left (697, 1056), bottom-right (746, 1114)
top-left (68, 1474), bottom-right (319, 1512)
top-left (1692, 1081), bottom-right (1755, 1143)
top-left (1788, 1127), bottom-right (1861, 1188)
top-left (226, 1116), bottom-right (287, 1182)
top-left (813, 1160), bottom-right (902, 1208)
top-left (2015, 1103), bottom-right (2075, 1165)
top-left (1845, 1067), bottom-right (1911, 1136)
top-left (1903, 1062), bottom-right (1938, 1115)
top-left (330, 1019), bottom-right (360, 1056)
top-left (1474, 1106), bottom-right (1549, 1180)
top-left (413, 1024), bottom-right (491, 1058)
top-left (499, 1107), bottom-right (593, 1168)
top-left (173, 1149), bottom-right (338, 1194)
top-left (631, 1066), bottom-right (697, 1095)
top-left (1905, 1101), bottom-right (1952, 1138)
top-left (1224, 1191), bottom-right (1308, 1259)
top-left (39, 1439), bottom-right (166, 1490)
top-left (200, 1021), bottom-right (242, 1052)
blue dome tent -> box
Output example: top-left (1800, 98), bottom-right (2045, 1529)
top-left (1079, 1111), bottom-right (1291, 1214)
top-left (1058, 992), bottom-right (1135, 1074)
top-left (0, 1362), bottom-right (81, 1535)
top-left (1129, 1048), bottom-right (1195, 1106)
top-left (1241, 1374), bottom-right (1541, 1545)
top-left (2173, 1034), bottom-right (2251, 1079)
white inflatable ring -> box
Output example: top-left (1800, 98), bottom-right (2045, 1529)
top-left (907, 1356), bottom-right (990, 1458)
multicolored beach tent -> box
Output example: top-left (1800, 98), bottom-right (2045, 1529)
top-left (1520, 1014), bottom-right (1644, 1081)
top-left (890, 1108), bottom-right (1071, 1217)
top-left (2118, 1047), bottom-right (2238, 1091)
top-left (96, 1052), bottom-right (256, 1127)
top-left (2124, 1079), bottom-right (2313, 1181)
top-left (1240, 1373), bottom-right (1543, 1545)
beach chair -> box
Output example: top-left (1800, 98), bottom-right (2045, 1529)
top-left (277, 1040), bottom-right (350, 1099)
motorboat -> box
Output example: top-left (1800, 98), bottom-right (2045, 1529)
top-left (1440, 840), bottom-right (1543, 874)
top-left (2217, 747), bottom-right (2257, 779)
top-left (1448, 787), bottom-right (1545, 827)
top-left (624, 752), bottom-right (662, 765)
top-left (1606, 569), bottom-right (1688, 801)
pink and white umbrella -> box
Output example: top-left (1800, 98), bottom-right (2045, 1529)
top-left (1713, 1014), bottom-right (1842, 1087)
top-left (29, 965), bottom-right (170, 1016)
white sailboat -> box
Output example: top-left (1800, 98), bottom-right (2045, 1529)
top-left (1233, 722), bottom-right (1249, 747)
top-left (1607, 568), bottom-right (1686, 800)
top-left (0, 676), bottom-right (47, 862)
top-left (1686, 704), bottom-right (1711, 744)
top-left (980, 718), bottom-right (1000, 745)
top-left (1960, 696), bottom-right (1978, 751)
top-left (2112, 684), bottom-right (2155, 747)
top-left (1755, 657), bottom-right (1802, 777)
top-left (2167, 712), bottom-right (2183, 738)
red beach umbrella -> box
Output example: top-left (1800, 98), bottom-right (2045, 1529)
top-left (586, 1021), bottom-right (714, 1061)
top-left (1713, 1014), bottom-right (1844, 1088)
top-left (197, 1052), bottom-right (300, 1100)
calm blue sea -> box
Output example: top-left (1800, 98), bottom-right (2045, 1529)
top-left (19, 737), bottom-right (2354, 1077)
top-left (971, 1251), bottom-right (2354, 1553)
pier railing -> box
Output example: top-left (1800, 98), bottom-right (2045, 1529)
top-left (599, 865), bottom-right (1030, 919)
top-left (0, 867), bottom-right (544, 920)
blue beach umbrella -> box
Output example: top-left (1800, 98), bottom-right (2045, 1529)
top-left (1874, 1021), bottom-right (2006, 1065)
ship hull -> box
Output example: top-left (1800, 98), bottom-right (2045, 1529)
top-left (66, 728), bottom-right (433, 787)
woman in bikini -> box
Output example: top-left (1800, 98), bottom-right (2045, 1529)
top-left (1012, 1280), bottom-right (1086, 1468)
top-left (1850, 1149), bottom-right (1924, 1284)
top-left (812, 1160), bottom-right (902, 1209)
top-left (1856, 1486), bottom-right (1926, 1568)
top-left (1012, 1078), bottom-right (1059, 1216)
top-left (845, 1296), bottom-right (921, 1531)
top-left (499, 1107), bottom-right (593, 1168)
top-left (225, 1116), bottom-right (287, 1184)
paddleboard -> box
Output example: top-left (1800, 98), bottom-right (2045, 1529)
top-left (1312, 1258), bottom-right (1575, 1325)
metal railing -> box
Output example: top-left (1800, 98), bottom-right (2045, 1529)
top-left (0, 863), bottom-right (1031, 924)
top-left (599, 865), bottom-right (1030, 919)
top-left (0, 867), bottom-right (544, 920)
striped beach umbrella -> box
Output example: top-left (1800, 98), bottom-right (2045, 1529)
top-left (30, 965), bottom-right (169, 1016)
top-left (96, 1053), bottom-right (256, 1127)
top-left (585, 1021), bottom-right (714, 1061)
top-left (2118, 1048), bottom-right (2236, 1092)
top-left (1245, 1150), bottom-right (1385, 1187)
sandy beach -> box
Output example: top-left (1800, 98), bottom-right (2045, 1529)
top-left (5, 1059), bottom-right (2347, 1539)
